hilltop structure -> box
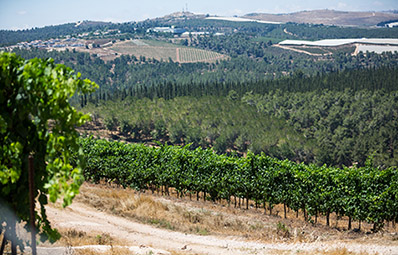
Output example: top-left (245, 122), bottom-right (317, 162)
top-left (147, 26), bottom-right (186, 34)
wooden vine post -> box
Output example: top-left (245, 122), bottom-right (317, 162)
top-left (28, 155), bottom-right (37, 255)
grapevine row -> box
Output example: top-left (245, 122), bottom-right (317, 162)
top-left (179, 48), bottom-right (225, 62)
top-left (77, 137), bottom-right (398, 231)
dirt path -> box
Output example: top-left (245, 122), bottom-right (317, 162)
top-left (353, 43), bottom-right (360, 56)
top-left (43, 202), bottom-right (398, 255)
top-left (283, 28), bottom-right (296, 37)
top-left (176, 48), bottom-right (180, 62)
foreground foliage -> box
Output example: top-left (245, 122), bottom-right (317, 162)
top-left (78, 137), bottom-right (398, 231)
top-left (0, 52), bottom-right (97, 249)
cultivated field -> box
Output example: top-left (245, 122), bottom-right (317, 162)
top-left (111, 39), bottom-right (179, 61)
top-left (112, 40), bottom-right (227, 63)
top-left (111, 39), bottom-right (228, 63)
top-left (178, 47), bottom-right (227, 63)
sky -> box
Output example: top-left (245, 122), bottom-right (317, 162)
top-left (0, 0), bottom-right (397, 30)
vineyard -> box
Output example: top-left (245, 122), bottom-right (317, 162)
top-left (111, 40), bottom-right (179, 62)
top-left (178, 48), bottom-right (228, 63)
top-left (77, 137), bottom-right (398, 231)
top-left (110, 39), bottom-right (227, 63)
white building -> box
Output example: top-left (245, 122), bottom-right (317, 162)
top-left (147, 26), bottom-right (186, 34)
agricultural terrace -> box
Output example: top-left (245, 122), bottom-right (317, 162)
top-left (111, 39), bottom-right (227, 63)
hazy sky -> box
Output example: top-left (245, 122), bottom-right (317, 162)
top-left (0, 0), bottom-right (397, 30)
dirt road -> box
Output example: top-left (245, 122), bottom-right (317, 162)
top-left (42, 202), bottom-right (398, 255)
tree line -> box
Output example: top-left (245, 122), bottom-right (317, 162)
top-left (82, 96), bottom-right (312, 162)
top-left (76, 64), bottom-right (398, 168)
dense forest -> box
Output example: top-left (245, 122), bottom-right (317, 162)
top-left (82, 96), bottom-right (313, 160)
top-left (241, 89), bottom-right (398, 167)
top-left (11, 47), bottom-right (398, 98)
top-left (80, 65), bottom-right (398, 168)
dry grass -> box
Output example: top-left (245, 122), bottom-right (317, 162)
top-left (5, 181), bottom-right (394, 254)
top-left (308, 248), bottom-right (374, 255)
top-left (111, 40), bottom-right (178, 61)
top-left (73, 183), bottom-right (398, 246)
top-left (75, 47), bottom-right (119, 62)
top-left (40, 182), bottom-right (396, 254)
top-left (76, 183), bottom-right (299, 242)
top-left (56, 228), bottom-right (116, 246)
top-left (48, 228), bottom-right (134, 255)
top-left (260, 247), bottom-right (375, 255)
top-left (74, 247), bottom-right (132, 255)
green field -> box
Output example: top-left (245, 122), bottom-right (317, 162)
top-left (111, 39), bottom-right (227, 63)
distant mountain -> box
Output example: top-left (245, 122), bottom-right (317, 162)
top-left (243, 9), bottom-right (398, 27)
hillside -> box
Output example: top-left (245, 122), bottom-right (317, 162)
top-left (243, 9), bottom-right (398, 27)
top-left (109, 39), bottom-right (228, 63)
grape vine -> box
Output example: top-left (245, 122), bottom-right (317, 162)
top-left (78, 137), bottom-right (398, 231)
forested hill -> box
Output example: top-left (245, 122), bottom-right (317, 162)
top-left (77, 65), bottom-right (398, 169)
top-left (2, 13), bottom-right (398, 47)
top-left (0, 21), bottom-right (119, 46)
top-left (11, 48), bottom-right (398, 103)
